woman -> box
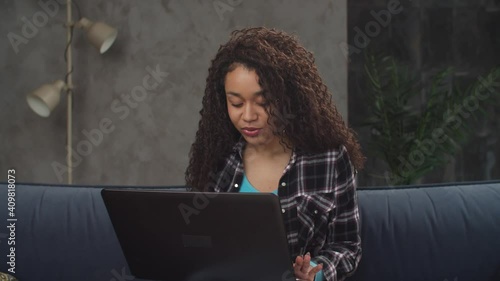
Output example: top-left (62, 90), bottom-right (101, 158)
top-left (185, 27), bottom-right (365, 281)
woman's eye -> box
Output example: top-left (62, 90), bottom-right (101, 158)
top-left (231, 103), bottom-right (243, 108)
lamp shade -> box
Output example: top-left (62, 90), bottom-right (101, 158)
top-left (78, 17), bottom-right (117, 54)
top-left (27, 80), bottom-right (65, 117)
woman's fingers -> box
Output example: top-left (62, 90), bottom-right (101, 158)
top-left (295, 255), bottom-right (309, 273)
top-left (308, 263), bottom-right (323, 278)
top-left (293, 256), bottom-right (306, 277)
top-left (301, 252), bottom-right (311, 273)
top-left (295, 255), bottom-right (303, 268)
top-left (294, 254), bottom-right (323, 281)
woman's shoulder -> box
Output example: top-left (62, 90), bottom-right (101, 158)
top-left (293, 144), bottom-right (356, 196)
top-left (295, 144), bottom-right (356, 176)
top-left (296, 144), bottom-right (350, 162)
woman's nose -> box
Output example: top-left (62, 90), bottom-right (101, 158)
top-left (242, 104), bottom-right (258, 122)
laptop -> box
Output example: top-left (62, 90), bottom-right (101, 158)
top-left (101, 189), bottom-right (298, 281)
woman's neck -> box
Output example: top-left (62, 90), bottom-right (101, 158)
top-left (244, 137), bottom-right (292, 158)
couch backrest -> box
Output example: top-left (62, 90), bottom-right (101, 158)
top-left (0, 182), bottom-right (499, 281)
top-left (0, 184), bottom-right (150, 281)
top-left (350, 181), bottom-right (500, 281)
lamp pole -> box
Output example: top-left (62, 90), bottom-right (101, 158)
top-left (66, 0), bottom-right (73, 184)
top-left (26, 0), bottom-right (117, 185)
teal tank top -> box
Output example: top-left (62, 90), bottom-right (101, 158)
top-left (239, 173), bottom-right (278, 195)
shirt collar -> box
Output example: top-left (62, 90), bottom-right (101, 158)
top-left (232, 136), bottom-right (246, 159)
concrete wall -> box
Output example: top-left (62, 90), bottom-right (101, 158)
top-left (0, 0), bottom-right (348, 186)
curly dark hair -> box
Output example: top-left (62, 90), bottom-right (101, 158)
top-left (185, 27), bottom-right (365, 191)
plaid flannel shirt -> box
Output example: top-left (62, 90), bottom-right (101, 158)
top-left (208, 139), bottom-right (362, 281)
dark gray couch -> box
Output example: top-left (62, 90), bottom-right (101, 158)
top-left (0, 181), bottom-right (499, 281)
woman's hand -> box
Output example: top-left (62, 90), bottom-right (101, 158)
top-left (293, 252), bottom-right (323, 281)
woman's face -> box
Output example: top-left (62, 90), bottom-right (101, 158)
top-left (224, 65), bottom-right (278, 149)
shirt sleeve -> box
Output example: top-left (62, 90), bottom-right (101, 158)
top-left (312, 146), bottom-right (362, 281)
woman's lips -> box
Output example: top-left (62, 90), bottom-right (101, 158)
top-left (241, 128), bottom-right (261, 137)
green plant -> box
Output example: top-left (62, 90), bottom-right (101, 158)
top-left (360, 54), bottom-right (500, 185)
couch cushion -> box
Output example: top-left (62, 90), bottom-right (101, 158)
top-left (1, 182), bottom-right (499, 281)
top-left (0, 184), bottom-right (161, 281)
top-left (349, 181), bottom-right (500, 281)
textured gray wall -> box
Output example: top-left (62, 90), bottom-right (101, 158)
top-left (0, 0), bottom-right (347, 186)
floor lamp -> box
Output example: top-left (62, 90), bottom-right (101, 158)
top-left (26, 0), bottom-right (117, 184)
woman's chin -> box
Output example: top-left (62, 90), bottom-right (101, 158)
top-left (241, 132), bottom-right (278, 147)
